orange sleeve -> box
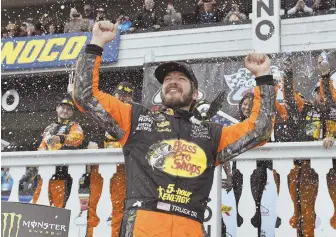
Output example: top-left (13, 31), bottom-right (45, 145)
top-left (275, 102), bottom-right (288, 122)
top-left (72, 51), bottom-right (132, 146)
top-left (282, 68), bottom-right (305, 113)
top-left (217, 84), bottom-right (275, 162)
top-left (38, 129), bottom-right (48, 150)
top-left (332, 83), bottom-right (336, 102)
top-left (38, 140), bottom-right (47, 150)
top-left (320, 76), bottom-right (336, 105)
top-left (63, 123), bottom-right (84, 147)
top-left (294, 92), bottom-right (305, 113)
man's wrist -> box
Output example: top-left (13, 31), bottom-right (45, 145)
top-left (255, 75), bottom-right (274, 86)
top-left (85, 44), bottom-right (104, 56)
top-left (255, 71), bottom-right (270, 78)
top-left (90, 38), bottom-right (105, 48)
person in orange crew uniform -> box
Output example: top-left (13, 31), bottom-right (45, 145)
top-left (106, 82), bottom-right (135, 237)
top-left (284, 52), bottom-right (336, 237)
top-left (316, 53), bottom-right (336, 230)
top-left (77, 142), bottom-right (103, 237)
top-left (38, 99), bottom-right (84, 208)
top-left (68, 75), bottom-right (135, 236)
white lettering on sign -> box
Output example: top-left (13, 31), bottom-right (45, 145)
top-left (252, 0), bottom-right (280, 53)
top-left (1, 89), bottom-right (20, 112)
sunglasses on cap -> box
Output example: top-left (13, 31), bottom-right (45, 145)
top-left (59, 99), bottom-right (74, 107)
top-left (118, 85), bottom-right (133, 93)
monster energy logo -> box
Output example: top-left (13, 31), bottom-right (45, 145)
top-left (1, 213), bottom-right (22, 237)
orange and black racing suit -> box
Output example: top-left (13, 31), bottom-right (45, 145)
top-left (72, 44), bottom-right (275, 237)
top-left (38, 120), bottom-right (84, 207)
top-left (320, 70), bottom-right (336, 104)
top-left (283, 69), bottom-right (336, 237)
top-left (320, 70), bottom-right (336, 230)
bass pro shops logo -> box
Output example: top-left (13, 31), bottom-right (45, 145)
top-left (146, 139), bottom-right (207, 178)
top-left (224, 66), bottom-right (283, 105)
top-left (2, 212), bottom-right (22, 237)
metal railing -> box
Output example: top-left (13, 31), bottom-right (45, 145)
top-left (2, 141), bottom-right (336, 236)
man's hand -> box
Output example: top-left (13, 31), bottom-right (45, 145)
top-left (318, 54), bottom-right (330, 76)
top-left (323, 137), bottom-right (335, 149)
top-left (90, 21), bottom-right (119, 48)
top-left (198, 0), bottom-right (204, 6)
top-left (298, 0), bottom-right (306, 10)
top-left (87, 141), bottom-right (99, 149)
top-left (222, 175), bottom-right (233, 192)
top-left (47, 135), bottom-right (61, 146)
top-left (244, 53), bottom-right (271, 78)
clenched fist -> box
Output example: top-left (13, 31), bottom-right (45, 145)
top-left (317, 55), bottom-right (330, 76)
top-left (90, 21), bottom-right (119, 48)
top-left (323, 137), bottom-right (335, 149)
top-left (244, 53), bottom-right (271, 78)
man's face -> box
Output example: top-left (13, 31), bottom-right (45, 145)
top-left (97, 10), bottom-right (105, 19)
top-left (49, 25), bottom-right (56, 34)
top-left (161, 71), bottom-right (198, 109)
top-left (20, 24), bottom-right (27, 32)
top-left (314, 90), bottom-right (323, 105)
top-left (298, 0), bottom-right (306, 9)
top-left (241, 97), bottom-right (253, 118)
top-left (7, 28), bottom-right (16, 37)
top-left (204, 3), bottom-right (214, 12)
top-left (84, 5), bottom-right (92, 17)
top-left (145, 0), bottom-right (155, 10)
top-left (115, 93), bottom-right (133, 104)
top-left (56, 104), bottom-right (74, 119)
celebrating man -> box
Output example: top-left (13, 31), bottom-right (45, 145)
top-left (72, 21), bottom-right (275, 237)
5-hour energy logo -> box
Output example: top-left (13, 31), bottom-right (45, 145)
top-left (157, 184), bottom-right (192, 204)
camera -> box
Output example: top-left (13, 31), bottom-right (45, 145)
top-left (72, 13), bottom-right (80, 18)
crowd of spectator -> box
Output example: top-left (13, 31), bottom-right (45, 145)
top-left (2, 0), bottom-right (334, 38)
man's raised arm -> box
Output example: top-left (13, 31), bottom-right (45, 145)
top-left (217, 53), bottom-right (276, 162)
top-left (72, 21), bottom-right (131, 145)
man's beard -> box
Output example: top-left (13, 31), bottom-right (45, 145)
top-left (58, 113), bottom-right (71, 120)
top-left (161, 89), bottom-right (194, 109)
